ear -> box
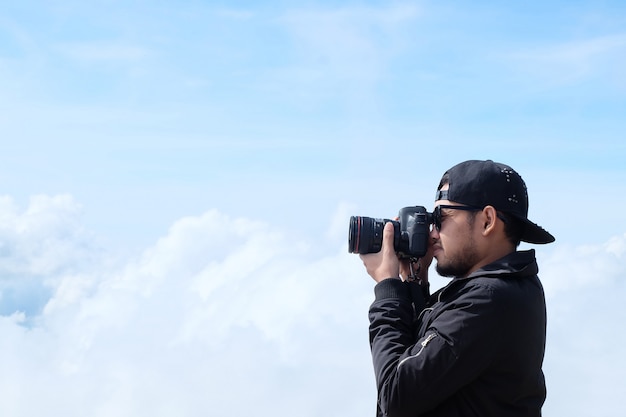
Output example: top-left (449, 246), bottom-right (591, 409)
top-left (481, 206), bottom-right (498, 236)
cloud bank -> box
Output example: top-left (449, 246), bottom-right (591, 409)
top-left (0, 194), bottom-right (374, 416)
top-left (0, 194), bottom-right (623, 416)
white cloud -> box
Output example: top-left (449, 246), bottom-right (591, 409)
top-left (539, 234), bottom-right (626, 417)
top-left (540, 233), bottom-right (625, 295)
top-left (1, 195), bottom-right (624, 416)
top-left (0, 195), bottom-right (375, 416)
top-left (0, 194), bottom-right (99, 317)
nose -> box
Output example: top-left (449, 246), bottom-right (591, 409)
top-left (429, 224), bottom-right (440, 239)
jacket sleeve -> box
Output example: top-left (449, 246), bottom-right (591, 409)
top-left (369, 279), bottom-right (502, 417)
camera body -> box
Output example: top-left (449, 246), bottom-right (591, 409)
top-left (348, 206), bottom-right (432, 261)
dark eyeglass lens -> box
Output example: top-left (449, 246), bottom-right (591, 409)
top-left (433, 207), bottom-right (442, 231)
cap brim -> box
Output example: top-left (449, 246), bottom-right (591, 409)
top-left (517, 217), bottom-right (555, 244)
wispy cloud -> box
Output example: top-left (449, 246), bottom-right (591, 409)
top-left (506, 33), bottom-right (626, 87)
top-left (264, 3), bottom-right (420, 104)
top-left (55, 41), bottom-right (151, 63)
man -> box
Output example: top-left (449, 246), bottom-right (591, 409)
top-left (361, 160), bottom-right (554, 417)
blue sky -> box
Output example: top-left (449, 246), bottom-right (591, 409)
top-left (1, 1), bottom-right (625, 416)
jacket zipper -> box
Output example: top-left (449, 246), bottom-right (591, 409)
top-left (397, 333), bottom-right (438, 369)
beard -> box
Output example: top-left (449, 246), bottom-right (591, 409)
top-left (435, 237), bottom-right (480, 278)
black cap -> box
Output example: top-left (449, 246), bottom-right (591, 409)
top-left (436, 160), bottom-right (555, 244)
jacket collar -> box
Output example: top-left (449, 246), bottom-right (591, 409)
top-left (432, 250), bottom-right (539, 303)
top-left (464, 249), bottom-right (538, 280)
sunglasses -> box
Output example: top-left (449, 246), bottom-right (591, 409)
top-left (432, 205), bottom-right (481, 231)
top-left (432, 205), bottom-right (509, 231)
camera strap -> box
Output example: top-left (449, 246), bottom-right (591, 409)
top-left (407, 260), bottom-right (422, 284)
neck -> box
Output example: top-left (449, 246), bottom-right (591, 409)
top-left (463, 243), bottom-right (515, 278)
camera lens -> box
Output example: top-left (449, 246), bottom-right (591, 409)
top-left (348, 216), bottom-right (388, 255)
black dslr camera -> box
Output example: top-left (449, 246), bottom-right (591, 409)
top-left (348, 206), bottom-right (432, 261)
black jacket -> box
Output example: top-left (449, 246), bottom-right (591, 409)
top-left (369, 250), bottom-right (547, 417)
